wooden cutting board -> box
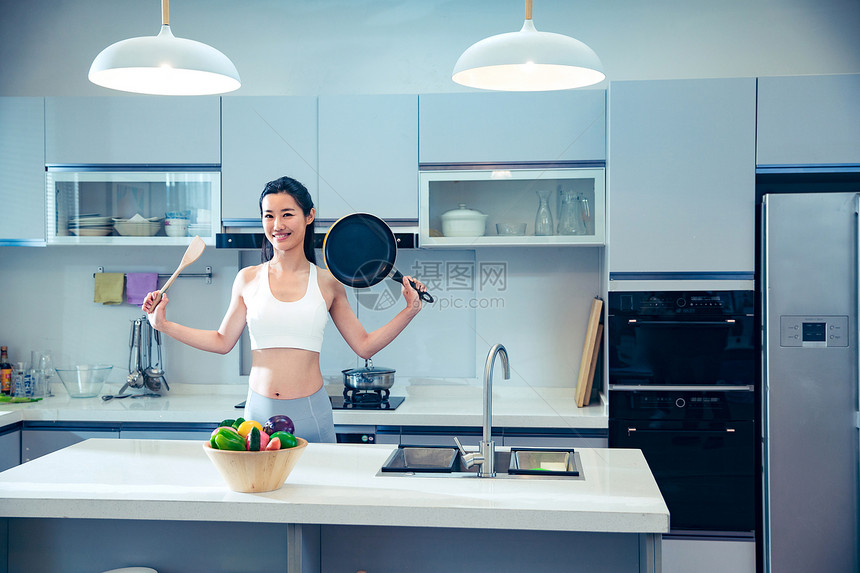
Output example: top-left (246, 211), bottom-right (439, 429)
top-left (575, 297), bottom-right (603, 407)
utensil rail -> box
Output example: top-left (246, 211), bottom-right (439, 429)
top-left (93, 266), bottom-right (213, 284)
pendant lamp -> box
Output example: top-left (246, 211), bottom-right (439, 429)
top-left (89, 0), bottom-right (240, 96)
top-left (452, 0), bottom-right (605, 91)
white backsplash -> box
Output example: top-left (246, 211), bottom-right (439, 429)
top-left (0, 245), bottom-right (602, 389)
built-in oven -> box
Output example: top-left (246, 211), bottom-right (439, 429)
top-left (608, 290), bottom-right (756, 533)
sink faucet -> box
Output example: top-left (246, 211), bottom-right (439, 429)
top-left (456, 343), bottom-right (510, 477)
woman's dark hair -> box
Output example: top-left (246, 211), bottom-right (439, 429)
top-left (259, 176), bottom-right (316, 264)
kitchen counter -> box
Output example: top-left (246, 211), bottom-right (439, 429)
top-left (0, 378), bottom-right (608, 430)
top-left (0, 438), bottom-right (667, 572)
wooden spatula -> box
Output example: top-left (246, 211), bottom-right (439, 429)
top-left (150, 235), bottom-right (206, 309)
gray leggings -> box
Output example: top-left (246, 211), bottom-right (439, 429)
top-left (244, 385), bottom-right (336, 443)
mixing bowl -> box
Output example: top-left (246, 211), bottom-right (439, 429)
top-left (55, 364), bottom-right (113, 398)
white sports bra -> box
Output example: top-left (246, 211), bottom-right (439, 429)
top-left (245, 261), bottom-right (329, 352)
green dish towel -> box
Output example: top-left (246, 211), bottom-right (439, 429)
top-left (94, 272), bottom-right (125, 305)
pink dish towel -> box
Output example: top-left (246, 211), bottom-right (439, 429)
top-left (126, 273), bottom-right (158, 306)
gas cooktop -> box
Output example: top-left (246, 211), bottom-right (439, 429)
top-left (235, 394), bottom-right (406, 411)
top-left (330, 395), bottom-right (405, 410)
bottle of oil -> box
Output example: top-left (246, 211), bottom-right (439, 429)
top-left (0, 346), bottom-right (12, 395)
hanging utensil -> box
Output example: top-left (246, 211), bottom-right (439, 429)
top-left (144, 328), bottom-right (169, 393)
top-left (126, 318), bottom-right (144, 389)
top-left (322, 213), bottom-right (433, 303)
top-left (150, 235), bottom-right (206, 309)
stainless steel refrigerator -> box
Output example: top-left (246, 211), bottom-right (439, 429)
top-left (762, 191), bottom-right (860, 573)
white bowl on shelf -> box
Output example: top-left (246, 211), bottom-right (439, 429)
top-left (70, 227), bottom-right (113, 237)
top-left (164, 218), bottom-right (189, 237)
top-left (114, 221), bottom-right (161, 236)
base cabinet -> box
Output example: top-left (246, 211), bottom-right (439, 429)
top-left (0, 430), bottom-right (20, 472)
top-left (662, 537), bottom-right (755, 573)
top-left (320, 525), bottom-right (650, 573)
top-left (4, 518), bottom-right (287, 573)
top-left (21, 428), bottom-right (119, 463)
top-left (21, 423), bottom-right (216, 463)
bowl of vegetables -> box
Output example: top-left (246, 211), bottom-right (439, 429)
top-left (203, 415), bottom-right (307, 493)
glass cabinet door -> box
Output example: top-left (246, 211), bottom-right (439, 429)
top-left (46, 168), bottom-right (220, 245)
top-left (419, 167), bottom-right (605, 247)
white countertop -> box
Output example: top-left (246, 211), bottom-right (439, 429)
top-left (0, 378), bottom-right (608, 430)
top-left (0, 438), bottom-right (667, 534)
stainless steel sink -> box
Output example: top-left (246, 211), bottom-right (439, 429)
top-left (378, 446), bottom-right (583, 480)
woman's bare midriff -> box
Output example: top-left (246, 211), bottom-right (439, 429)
top-left (248, 347), bottom-right (324, 399)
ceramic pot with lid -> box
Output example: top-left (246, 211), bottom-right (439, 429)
top-left (440, 203), bottom-right (488, 237)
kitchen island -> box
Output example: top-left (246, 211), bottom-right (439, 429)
top-left (0, 438), bottom-right (667, 572)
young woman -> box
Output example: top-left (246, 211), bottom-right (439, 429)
top-left (141, 176), bottom-right (426, 442)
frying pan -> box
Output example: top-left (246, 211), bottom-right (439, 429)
top-left (323, 213), bottom-right (434, 303)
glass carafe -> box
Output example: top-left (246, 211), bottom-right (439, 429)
top-left (534, 189), bottom-right (554, 236)
top-left (557, 188), bottom-right (579, 235)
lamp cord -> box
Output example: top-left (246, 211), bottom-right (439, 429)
top-left (162, 0), bottom-right (170, 26)
top-left (525, 0), bottom-right (533, 20)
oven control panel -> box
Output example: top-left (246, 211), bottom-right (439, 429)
top-left (780, 315), bottom-right (849, 348)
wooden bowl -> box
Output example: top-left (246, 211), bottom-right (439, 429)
top-left (203, 437), bottom-right (308, 493)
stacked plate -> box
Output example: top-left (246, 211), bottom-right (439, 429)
top-left (68, 214), bottom-right (113, 236)
top-left (188, 223), bottom-right (210, 236)
top-left (113, 215), bottom-right (163, 237)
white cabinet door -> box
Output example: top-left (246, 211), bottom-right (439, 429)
top-left (0, 97), bottom-right (45, 245)
top-left (317, 94), bottom-right (418, 221)
top-left (757, 74), bottom-right (860, 166)
top-left (221, 96), bottom-right (319, 223)
top-left (45, 96), bottom-right (220, 165)
top-left (419, 90), bottom-right (606, 164)
top-left (608, 78), bottom-right (756, 275)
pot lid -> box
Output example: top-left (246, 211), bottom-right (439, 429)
top-left (343, 358), bottom-right (395, 375)
top-left (440, 203), bottom-right (488, 221)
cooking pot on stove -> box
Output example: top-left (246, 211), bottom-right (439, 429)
top-left (342, 358), bottom-right (395, 390)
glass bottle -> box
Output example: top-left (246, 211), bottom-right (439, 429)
top-left (534, 189), bottom-right (554, 236)
top-left (579, 194), bottom-right (592, 235)
top-left (29, 351), bottom-right (44, 399)
top-left (0, 347), bottom-right (12, 395)
top-left (557, 188), bottom-right (578, 235)
top-left (39, 350), bottom-right (55, 397)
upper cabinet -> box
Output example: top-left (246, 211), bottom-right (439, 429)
top-left (608, 78), bottom-right (757, 276)
top-left (221, 96), bottom-right (318, 224)
top-left (418, 91), bottom-right (606, 164)
top-left (45, 96), bottom-right (220, 165)
top-left (0, 97), bottom-right (45, 246)
top-left (756, 74), bottom-right (860, 167)
top-left (317, 94), bottom-right (418, 221)
top-left (419, 167), bottom-right (605, 247)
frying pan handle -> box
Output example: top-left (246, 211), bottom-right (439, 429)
top-left (391, 271), bottom-right (434, 304)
